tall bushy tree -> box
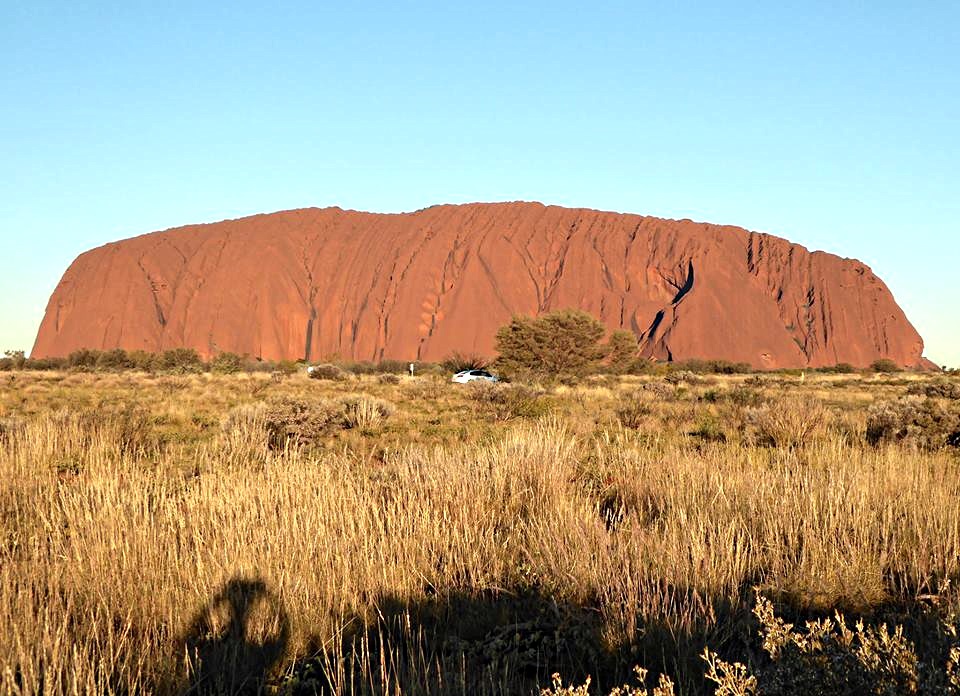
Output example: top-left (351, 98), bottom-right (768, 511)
top-left (606, 329), bottom-right (639, 372)
top-left (494, 309), bottom-right (607, 379)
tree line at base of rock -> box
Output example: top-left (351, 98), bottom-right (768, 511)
top-left (1, 310), bottom-right (927, 377)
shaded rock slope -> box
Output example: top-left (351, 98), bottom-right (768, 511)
top-left (33, 202), bottom-right (928, 369)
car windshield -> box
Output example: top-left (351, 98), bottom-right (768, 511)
top-left (470, 370), bottom-right (489, 376)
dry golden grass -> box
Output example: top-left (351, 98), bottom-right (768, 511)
top-left (0, 370), bottom-right (958, 694)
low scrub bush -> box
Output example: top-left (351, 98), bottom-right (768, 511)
top-left (866, 397), bottom-right (960, 450)
top-left (815, 362), bottom-right (858, 374)
top-left (467, 382), bottom-right (548, 421)
top-left (728, 385), bottom-right (766, 408)
top-left (674, 359), bottom-right (753, 375)
top-left (907, 379), bottom-right (960, 400)
top-left (640, 381), bottom-right (675, 399)
top-left (307, 363), bottom-right (348, 381)
top-left (377, 373), bottom-right (401, 385)
top-left (401, 376), bottom-right (447, 400)
top-left (700, 385), bottom-right (765, 407)
top-left (340, 361), bottom-right (378, 375)
top-left (209, 352), bottom-right (243, 374)
top-left (261, 397), bottom-right (349, 449)
top-left (341, 360), bottom-right (418, 375)
top-left (377, 360), bottom-right (413, 375)
top-left (664, 370), bottom-right (701, 385)
top-left (255, 394), bottom-right (395, 448)
top-left (689, 413), bottom-right (727, 442)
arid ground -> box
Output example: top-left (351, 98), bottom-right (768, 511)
top-left (2, 366), bottom-right (959, 694)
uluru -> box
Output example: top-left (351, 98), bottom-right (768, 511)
top-left (32, 202), bottom-right (928, 369)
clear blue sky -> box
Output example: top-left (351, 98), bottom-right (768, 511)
top-left (2, 1), bottom-right (957, 366)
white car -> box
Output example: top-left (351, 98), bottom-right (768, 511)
top-left (451, 369), bottom-right (499, 384)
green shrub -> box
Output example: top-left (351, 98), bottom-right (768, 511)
top-left (377, 359), bottom-right (413, 374)
top-left (23, 357), bottom-right (67, 370)
top-left (700, 386), bottom-right (763, 406)
top-left (690, 414), bottom-right (726, 442)
top-left (340, 361), bottom-right (378, 375)
top-left (701, 388), bottom-right (722, 403)
top-left (728, 385), bottom-right (766, 408)
top-left (280, 360), bottom-right (302, 375)
top-left (96, 348), bottom-right (131, 370)
top-left (155, 348), bottom-right (203, 373)
top-left (820, 362), bottom-right (857, 374)
top-left (127, 350), bottom-right (157, 371)
top-left (210, 352), bottom-right (243, 374)
top-left (378, 373), bottom-right (401, 385)
top-left (622, 357), bottom-right (655, 375)
top-left (67, 349), bottom-right (100, 369)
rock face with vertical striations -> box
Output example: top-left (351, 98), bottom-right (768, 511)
top-left (32, 202), bottom-right (929, 369)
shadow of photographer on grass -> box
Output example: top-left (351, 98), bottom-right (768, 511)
top-left (180, 576), bottom-right (289, 695)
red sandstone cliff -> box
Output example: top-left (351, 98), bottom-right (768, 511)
top-left (32, 202), bottom-right (928, 369)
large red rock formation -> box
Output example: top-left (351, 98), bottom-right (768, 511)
top-left (33, 202), bottom-right (928, 369)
